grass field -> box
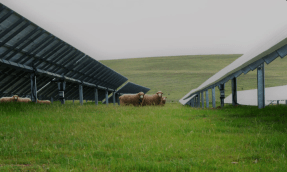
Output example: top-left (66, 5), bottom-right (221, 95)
top-left (101, 54), bottom-right (287, 103)
top-left (1, 54), bottom-right (287, 171)
top-left (1, 102), bottom-right (287, 171)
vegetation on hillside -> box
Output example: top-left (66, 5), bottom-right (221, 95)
top-left (101, 55), bottom-right (287, 103)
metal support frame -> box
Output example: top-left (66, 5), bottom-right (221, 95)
top-left (212, 87), bottom-right (216, 108)
top-left (30, 73), bottom-right (37, 103)
top-left (58, 80), bottom-right (66, 104)
top-left (257, 63), bottom-right (265, 109)
top-left (201, 91), bottom-right (204, 108)
top-left (79, 84), bottom-right (83, 105)
top-left (286, 100), bottom-right (287, 105)
top-left (117, 93), bottom-right (120, 105)
top-left (231, 77), bottom-right (237, 106)
top-left (277, 100), bottom-right (280, 105)
top-left (95, 88), bottom-right (98, 106)
top-left (206, 90), bottom-right (209, 108)
top-left (113, 91), bottom-right (116, 106)
top-left (105, 89), bottom-right (109, 106)
top-left (219, 83), bottom-right (225, 107)
top-left (197, 93), bottom-right (200, 107)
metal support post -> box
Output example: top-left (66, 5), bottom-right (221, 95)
top-left (219, 83), bottom-right (225, 107)
top-left (212, 87), bottom-right (216, 108)
top-left (192, 98), bottom-right (195, 107)
top-left (117, 93), bottom-right (120, 105)
top-left (277, 100), bottom-right (280, 105)
top-left (257, 63), bottom-right (265, 109)
top-left (113, 91), bottom-right (116, 106)
top-left (201, 91), bottom-right (204, 108)
top-left (231, 77), bottom-right (237, 106)
top-left (94, 88), bottom-right (98, 106)
top-left (197, 93), bottom-right (200, 108)
top-left (105, 89), bottom-right (109, 106)
top-left (206, 90), bottom-right (209, 108)
top-left (30, 73), bottom-right (37, 103)
top-left (73, 99), bottom-right (75, 104)
top-left (79, 84), bottom-right (83, 105)
top-left (58, 81), bottom-right (66, 104)
top-left (286, 100), bottom-right (287, 105)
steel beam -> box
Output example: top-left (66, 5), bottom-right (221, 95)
top-left (231, 77), bottom-right (237, 106)
top-left (105, 89), bottom-right (109, 106)
top-left (113, 91), bottom-right (116, 106)
top-left (197, 93), bottom-right (200, 108)
top-left (79, 84), bottom-right (83, 105)
top-left (206, 90), bottom-right (209, 108)
top-left (95, 88), bottom-right (98, 106)
top-left (201, 91), bottom-right (204, 108)
top-left (30, 73), bottom-right (37, 102)
top-left (257, 63), bottom-right (265, 109)
top-left (219, 84), bottom-right (225, 107)
top-left (58, 81), bottom-right (66, 104)
top-left (212, 87), bottom-right (216, 108)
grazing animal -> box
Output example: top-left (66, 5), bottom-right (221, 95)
top-left (159, 96), bottom-right (167, 106)
top-left (119, 92), bottom-right (145, 106)
top-left (0, 95), bottom-right (19, 102)
top-left (142, 91), bottom-right (163, 106)
top-left (18, 97), bottom-right (31, 103)
top-left (37, 100), bottom-right (51, 105)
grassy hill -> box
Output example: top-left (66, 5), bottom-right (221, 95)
top-left (101, 54), bottom-right (287, 103)
top-left (1, 55), bottom-right (287, 171)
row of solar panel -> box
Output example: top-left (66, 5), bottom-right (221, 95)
top-left (0, 3), bottom-right (130, 101)
top-left (180, 28), bottom-right (287, 105)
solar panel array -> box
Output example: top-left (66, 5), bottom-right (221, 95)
top-left (0, 3), bottom-right (128, 101)
top-left (180, 25), bottom-right (287, 105)
top-left (103, 82), bottom-right (150, 103)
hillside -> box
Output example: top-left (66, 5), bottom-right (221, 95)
top-left (100, 54), bottom-right (287, 103)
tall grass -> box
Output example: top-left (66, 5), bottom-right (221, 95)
top-left (1, 102), bottom-right (287, 171)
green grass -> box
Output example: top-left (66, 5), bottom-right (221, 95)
top-left (1, 102), bottom-right (287, 171)
top-left (1, 54), bottom-right (287, 171)
top-left (100, 54), bottom-right (287, 102)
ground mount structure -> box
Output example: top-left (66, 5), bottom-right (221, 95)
top-left (0, 3), bottom-right (148, 105)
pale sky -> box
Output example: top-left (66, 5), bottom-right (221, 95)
top-left (1, 0), bottom-right (287, 60)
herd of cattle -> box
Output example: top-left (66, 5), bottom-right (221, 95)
top-left (0, 95), bottom-right (51, 104)
top-left (119, 91), bottom-right (167, 106)
top-left (0, 91), bottom-right (167, 106)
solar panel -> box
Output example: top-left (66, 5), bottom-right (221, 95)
top-left (180, 24), bottom-right (287, 105)
top-left (0, 3), bottom-right (128, 102)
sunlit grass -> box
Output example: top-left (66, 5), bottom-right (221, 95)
top-left (0, 102), bottom-right (287, 171)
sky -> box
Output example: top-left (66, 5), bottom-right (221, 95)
top-left (1, 0), bottom-right (287, 60)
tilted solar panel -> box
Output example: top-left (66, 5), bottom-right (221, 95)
top-left (0, 3), bottom-right (128, 101)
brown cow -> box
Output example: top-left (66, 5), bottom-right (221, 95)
top-left (119, 92), bottom-right (145, 106)
top-left (142, 91), bottom-right (163, 106)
